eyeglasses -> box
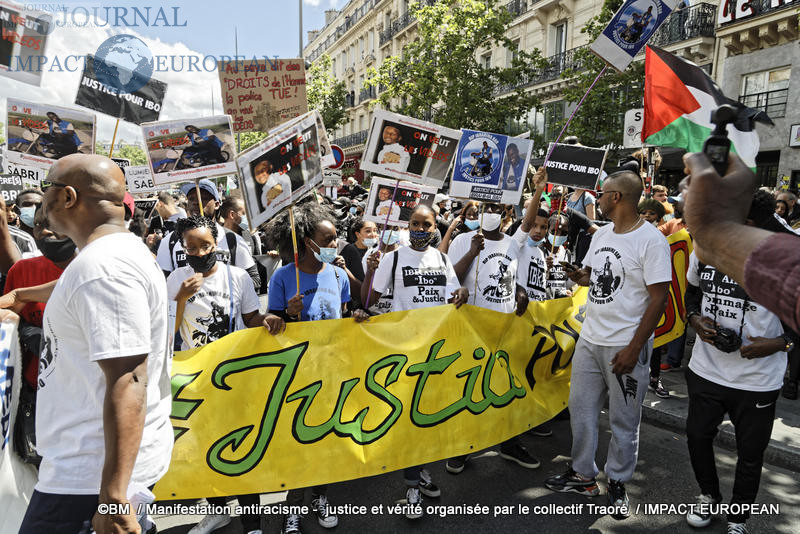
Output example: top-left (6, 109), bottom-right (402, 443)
top-left (597, 190), bottom-right (622, 199)
top-left (41, 179), bottom-right (76, 192)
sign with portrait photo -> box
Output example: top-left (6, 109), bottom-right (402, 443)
top-left (590, 0), bottom-right (679, 72)
top-left (0, 2), bottom-right (51, 86)
top-left (236, 114), bottom-right (322, 229)
top-left (141, 115), bottom-right (236, 185)
top-left (5, 98), bottom-right (95, 168)
top-left (364, 177), bottom-right (437, 228)
top-left (269, 110), bottom-right (334, 168)
top-left (449, 129), bottom-right (533, 204)
top-left (360, 110), bottom-right (462, 188)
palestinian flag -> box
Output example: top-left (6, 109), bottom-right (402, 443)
top-left (643, 46), bottom-right (772, 168)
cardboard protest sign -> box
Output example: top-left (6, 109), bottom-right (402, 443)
top-left (0, 2), bottom-right (51, 86)
top-left (111, 157), bottom-right (130, 169)
top-left (75, 55), bottom-right (167, 125)
top-left (449, 130), bottom-right (533, 204)
top-left (134, 198), bottom-right (158, 219)
top-left (5, 98), bottom-right (95, 168)
top-left (4, 159), bottom-right (43, 187)
top-left (142, 116), bottom-right (236, 185)
top-left (236, 113), bottom-right (322, 229)
top-left (590, 0), bottom-right (679, 72)
top-left (364, 177), bottom-right (437, 228)
top-left (544, 143), bottom-right (608, 190)
top-left (218, 58), bottom-right (307, 133)
top-left (125, 165), bottom-right (168, 194)
top-left (360, 110), bottom-right (462, 188)
top-left (0, 173), bottom-right (23, 203)
top-left (322, 169), bottom-right (342, 187)
top-left (269, 110), bottom-right (334, 168)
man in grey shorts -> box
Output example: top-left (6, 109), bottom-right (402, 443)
top-left (544, 170), bottom-right (670, 520)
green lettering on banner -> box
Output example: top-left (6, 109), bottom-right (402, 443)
top-left (170, 372), bottom-right (203, 441)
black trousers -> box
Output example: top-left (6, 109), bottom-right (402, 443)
top-left (685, 369), bottom-right (779, 523)
top-left (206, 495), bottom-right (260, 530)
top-left (19, 491), bottom-right (98, 534)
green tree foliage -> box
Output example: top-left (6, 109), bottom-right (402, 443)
top-left (558, 0), bottom-right (644, 152)
top-left (95, 143), bottom-right (148, 165)
top-left (307, 54), bottom-right (348, 136)
top-left (239, 131), bottom-right (268, 152)
top-left (366, 0), bottom-right (545, 132)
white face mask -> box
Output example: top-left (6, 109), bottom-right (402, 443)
top-left (482, 212), bottom-right (502, 232)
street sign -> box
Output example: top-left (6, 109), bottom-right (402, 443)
top-left (330, 144), bottom-right (345, 169)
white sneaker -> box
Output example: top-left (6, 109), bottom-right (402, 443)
top-left (310, 494), bottom-right (339, 528)
top-left (187, 513), bottom-right (231, 534)
top-left (727, 522), bottom-right (749, 534)
top-left (686, 494), bottom-right (718, 528)
top-left (404, 487), bottom-right (423, 519)
top-left (246, 531), bottom-right (262, 534)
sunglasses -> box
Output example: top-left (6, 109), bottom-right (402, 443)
top-left (41, 179), bottom-right (73, 192)
top-left (596, 190), bottom-right (622, 198)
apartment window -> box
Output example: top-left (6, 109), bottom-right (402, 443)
top-left (755, 150), bottom-right (780, 187)
top-left (740, 67), bottom-right (790, 118)
top-left (481, 53), bottom-right (491, 69)
top-left (359, 36), bottom-right (365, 57)
top-left (507, 39), bottom-right (520, 67)
top-left (331, 58), bottom-right (336, 75)
top-left (350, 44), bottom-right (356, 66)
top-left (368, 30), bottom-right (374, 51)
top-left (359, 115), bottom-right (365, 131)
top-left (551, 22), bottom-right (567, 57)
top-left (341, 51), bottom-right (346, 73)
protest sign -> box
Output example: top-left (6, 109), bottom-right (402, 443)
top-left (154, 291), bottom-right (585, 498)
top-left (623, 108), bottom-right (645, 148)
top-left (5, 98), bottom-right (95, 168)
top-left (543, 143), bottom-right (608, 190)
top-left (75, 55), bottom-right (167, 125)
top-left (360, 110), bottom-right (462, 188)
top-left (364, 177), bottom-right (437, 228)
top-left (0, 2), bottom-right (51, 86)
top-left (590, 0), bottom-right (679, 72)
top-left (142, 116), bottom-right (236, 184)
top-left (0, 173), bottom-right (23, 203)
top-left (4, 160), bottom-right (43, 188)
top-left (111, 157), bottom-right (130, 169)
top-left (269, 110), bottom-right (334, 168)
top-left (125, 165), bottom-right (167, 194)
top-left (236, 113), bottom-right (322, 229)
top-left (654, 228), bottom-right (693, 348)
top-left (134, 198), bottom-right (158, 219)
top-left (322, 169), bottom-right (342, 187)
top-left (449, 129), bottom-right (533, 204)
top-left (218, 58), bottom-right (308, 134)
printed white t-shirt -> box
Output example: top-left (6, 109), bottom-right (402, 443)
top-left (448, 230), bottom-right (519, 313)
top-left (580, 221), bottom-right (671, 346)
top-left (372, 246), bottom-right (460, 311)
top-left (166, 264), bottom-right (261, 350)
top-left (686, 252), bottom-right (787, 391)
top-left (37, 232), bottom-right (173, 494)
top-left (512, 227), bottom-right (547, 302)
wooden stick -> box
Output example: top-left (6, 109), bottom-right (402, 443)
top-left (108, 118), bottom-right (120, 158)
top-left (195, 179), bottom-right (205, 217)
top-left (473, 204), bottom-right (485, 305)
top-left (363, 179), bottom-right (400, 309)
top-left (289, 205), bottom-right (301, 297)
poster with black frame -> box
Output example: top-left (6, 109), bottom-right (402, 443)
top-left (5, 98), bottom-right (96, 168)
top-left (590, 0), bottom-right (679, 72)
top-left (449, 129), bottom-right (533, 204)
top-left (360, 109), bottom-right (462, 188)
top-left (0, 1), bottom-right (51, 86)
top-left (236, 115), bottom-right (322, 229)
top-left (364, 177), bottom-right (437, 228)
top-left (543, 143), bottom-right (609, 190)
top-left (269, 109), bottom-right (335, 168)
top-left (75, 55), bottom-right (167, 125)
top-left (141, 115), bottom-right (236, 185)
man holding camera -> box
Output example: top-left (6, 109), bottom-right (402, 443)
top-left (683, 191), bottom-right (796, 534)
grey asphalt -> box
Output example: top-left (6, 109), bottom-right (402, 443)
top-left (153, 412), bottom-right (800, 534)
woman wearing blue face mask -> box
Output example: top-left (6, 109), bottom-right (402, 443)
top-left (266, 202), bottom-right (368, 533)
top-left (439, 200), bottom-right (479, 254)
top-left (340, 218), bottom-right (378, 307)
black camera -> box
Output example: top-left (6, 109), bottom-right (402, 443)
top-left (712, 326), bottom-right (742, 353)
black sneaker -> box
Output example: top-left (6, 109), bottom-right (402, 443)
top-left (499, 443), bottom-right (540, 469)
top-left (446, 454), bottom-right (469, 474)
top-left (529, 423), bottom-right (553, 437)
top-left (281, 514), bottom-right (302, 534)
top-left (419, 468), bottom-right (441, 497)
top-left (607, 479), bottom-right (630, 520)
top-left (544, 468), bottom-right (600, 496)
top-left (310, 494), bottom-right (338, 528)
top-left (649, 378), bottom-right (670, 399)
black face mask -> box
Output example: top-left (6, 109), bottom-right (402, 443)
top-left (186, 251), bottom-right (217, 273)
top-left (35, 237), bottom-right (76, 263)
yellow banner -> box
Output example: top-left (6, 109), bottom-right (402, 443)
top-left (155, 290), bottom-right (587, 500)
top-left (653, 229), bottom-right (693, 348)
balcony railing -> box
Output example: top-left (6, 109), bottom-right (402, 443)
top-left (649, 3), bottom-right (716, 47)
top-left (333, 130), bottom-right (369, 148)
top-left (494, 45), bottom-right (587, 96)
top-left (345, 91), bottom-right (356, 108)
top-left (739, 88), bottom-right (788, 118)
top-left (359, 86), bottom-right (377, 104)
top-left (379, 0), bottom-right (440, 46)
top-left (306, 0), bottom-right (381, 62)
top-left (506, 0), bottom-right (528, 18)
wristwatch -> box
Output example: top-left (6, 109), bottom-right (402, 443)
top-left (781, 334), bottom-right (795, 353)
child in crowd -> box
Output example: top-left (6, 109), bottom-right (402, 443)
top-left (357, 204), bottom-right (468, 518)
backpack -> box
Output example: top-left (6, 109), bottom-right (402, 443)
top-left (168, 228), bottom-right (238, 270)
